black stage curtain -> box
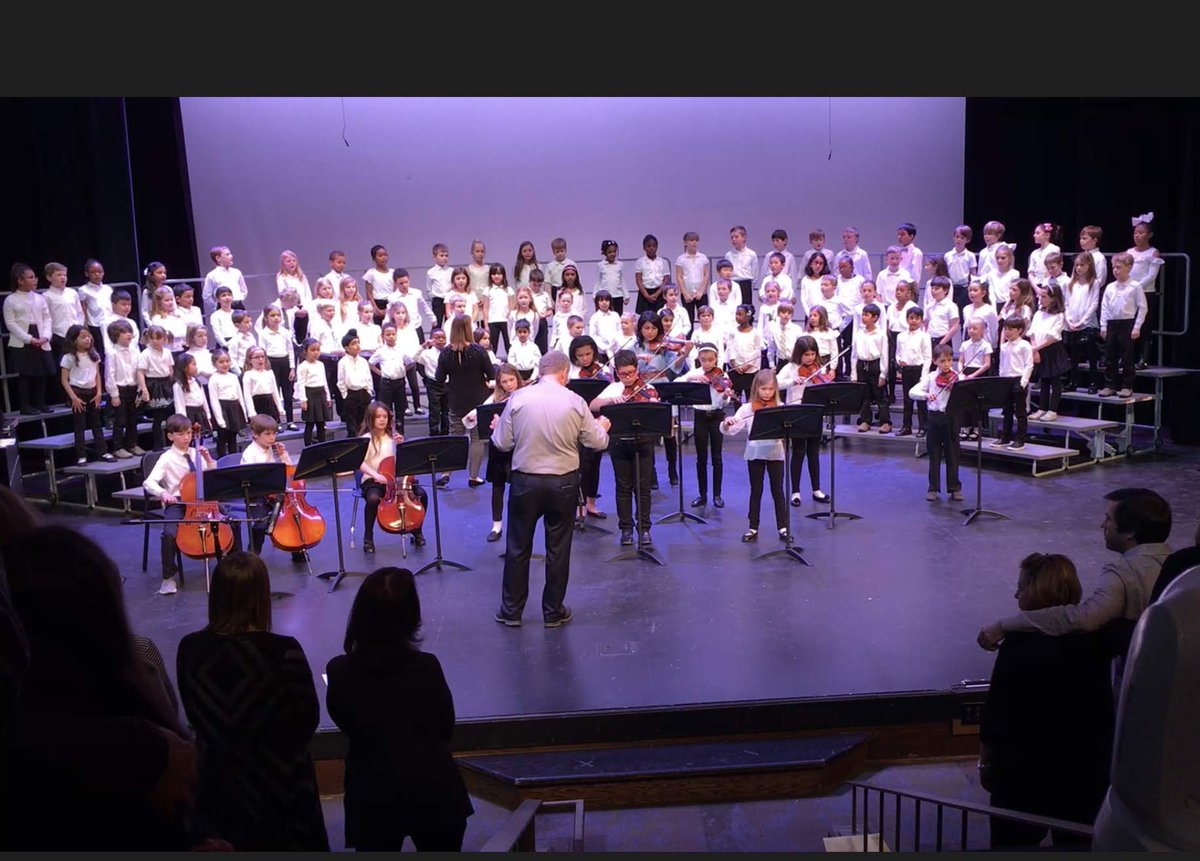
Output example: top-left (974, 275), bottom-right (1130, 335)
top-left (964, 97), bottom-right (1200, 443)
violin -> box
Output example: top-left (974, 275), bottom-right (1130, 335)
top-left (703, 366), bottom-right (734, 395)
top-left (621, 377), bottom-right (659, 403)
top-left (269, 446), bottom-right (326, 553)
top-left (176, 423), bottom-right (236, 561)
top-left (375, 451), bottom-right (426, 535)
top-left (578, 362), bottom-right (612, 381)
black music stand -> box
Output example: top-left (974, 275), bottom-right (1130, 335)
top-left (651, 381), bottom-right (714, 526)
top-left (203, 463), bottom-right (289, 550)
top-left (801, 382), bottom-right (867, 529)
top-left (294, 437), bottom-right (368, 593)
top-left (394, 435), bottom-right (472, 575)
top-left (949, 377), bottom-right (1014, 526)
top-left (566, 379), bottom-right (613, 536)
top-left (747, 404), bottom-right (825, 567)
top-left (599, 402), bottom-right (672, 566)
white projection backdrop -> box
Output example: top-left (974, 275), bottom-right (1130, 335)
top-left (179, 97), bottom-right (964, 306)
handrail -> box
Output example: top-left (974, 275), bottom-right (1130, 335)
top-left (479, 798), bottom-right (585, 852)
top-left (847, 778), bottom-right (1093, 852)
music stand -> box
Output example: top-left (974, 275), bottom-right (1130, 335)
top-left (801, 382), bottom-right (867, 529)
top-left (394, 435), bottom-right (472, 575)
top-left (747, 404), bottom-right (825, 567)
top-left (203, 462), bottom-right (289, 548)
top-left (294, 437), bottom-right (368, 593)
top-left (599, 402), bottom-right (672, 566)
top-left (566, 378), bottom-right (613, 535)
top-left (948, 377), bottom-right (1014, 526)
top-left (650, 381), bottom-right (713, 526)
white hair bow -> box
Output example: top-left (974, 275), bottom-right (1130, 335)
top-left (1132, 212), bottom-right (1155, 226)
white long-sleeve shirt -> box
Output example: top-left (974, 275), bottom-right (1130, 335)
top-left (720, 402), bottom-right (784, 461)
top-left (426, 264), bottom-right (453, 300)
top-left (3, 290), bottom-right (53, 350)
top-left (143, 445), bottom-right (208, 499)
top-left (1064, 279), bottom-right (1101, 331)
top-left (173, 378), bottom-right (213, 424)
top-left (1099, 279), bottom-right (1148, 330)
top-left (387, 288), bottom-right (436, 333)
top-left (105, 343), bottom-right (139, 397)
top-left (874, 267), bottom-right (914, 307)
top-left (505, 339), bottom-right (541, 377)
top-left (907, 367), bottom-right (956, 413)
top-left (761, 273), bottom-right (796, 304)
top-left (986, 268), bottom-right (1020, 310)
top-left (834, 246), bottom-right (872, 280)
top-left (337, 354), bottom-right (374, 398)
top-left (725, 328), bottom-right (765, 374)
top-left (202, 265), bottom-right (248, 308)
top-left (242, 367), bottom-right (284, 415)
top-left (850, 327), bottom-right (888, 380)
top-left (296, 361), bottom-right (331, 403)
top-left (259, 327), bottom-right (295, 368)
top-left (1127, 247), bottom-right (1165, 295)
top-left (895, 328), bottom-right (933, 369)
top-left (1028, 310), bottom-right (1064, 350)
top-left (228, 330), bottom-right (257, 371)
top-left (44, 287), bottom-right (85, 337)
top-left (207, 370), bottom-right (247, 428)
top-left (596, 260), bottom-right (627, 300)
top-left (725, 246), bottom-right (758, 282)
top-left (588, 309), bottom-right (622, 356)
top-left (998, 338), bottom-right (1034, 388)
top-left (209, 308), bottom-right (236, 347)
top-left (1027, 243), bottom-right (1061, 287)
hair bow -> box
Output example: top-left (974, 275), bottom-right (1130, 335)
top-left (1131, 212), bottom-right (1155, 226)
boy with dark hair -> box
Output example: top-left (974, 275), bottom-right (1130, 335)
top-left (909, 344), bottom-right (962, 502)
top-left (993, 316), bottom-right (1033, 450)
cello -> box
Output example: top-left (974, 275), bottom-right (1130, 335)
top-left (269, 442), bottom-right (327, 555)
top-left (375, 451), bottom-right (426, 535)
top-left (176, 422), bottom-right (236, 561)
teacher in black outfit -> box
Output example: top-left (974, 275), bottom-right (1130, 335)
top-left (491, 350), bottom-right (610, 627)
top-left (434, 313), bottom-right (494, 487)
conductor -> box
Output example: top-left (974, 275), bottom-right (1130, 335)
top-left (491, 351), bottom-right (611, 628)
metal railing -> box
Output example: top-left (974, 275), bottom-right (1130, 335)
top-left (479, 798), bottom-right (585, 852)
top-left (847, 779), bottom-right (1093, 852)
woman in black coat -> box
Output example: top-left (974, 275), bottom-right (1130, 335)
top-left (434, 312), bottom-right (494, 486)
top-left (176, 552), bottom-right (327, 851)
top-left (979, 552), bottom-right (1115, 849)
top-left (326, 566), bottom-right (474, 851)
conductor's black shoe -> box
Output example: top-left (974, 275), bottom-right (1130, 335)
top-left (495, 611), bottom-right (522, 627)
top-left (468, 477), bottom-right (486, 488)
top-left (620, 529), bottom-right (634, 546)
top-left (412, 531), bottom-right (426, 547)
top-left (638, 529), bottom-right (652, 546)
top-left (436, 473), bottom-right (451, 487)
top-left (650, 479), bottom-right (660, 491)
top-left (668, 473), bottom-right (679, 486)
top-left (362, 539), bottom-right (375, 554)
top-left (713, 496), bottom-right (725, 508)
top-left (690, 495), bottom-right (706, 508)
top-left (486, 529), bottom-right (502, 542)
top-left (544, 605), bottom-right (573, 628)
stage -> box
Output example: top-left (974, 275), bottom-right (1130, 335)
top-left (41, 430), bottom-right (1200, 733)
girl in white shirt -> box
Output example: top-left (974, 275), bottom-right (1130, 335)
top-left (140, 261), bottom-right (167, 328)
top-left (720, 369), bottom-right (789, 543)
top-left (210, 286), bottom-right (237, 348)
top-left (3, 262), bottom-right (55, 414)
top-left (1064, 254), bottom-right (1102, 393)
top-left (513, 241), bottom-right (541, 292)
top-left (208, 349), bottom-right (247, 458)
top-left (446, 266), bottom-right (481, 326)
top-left (135, 325), bottom-right (174, 449)
top-left (634, 234), bottom-right (671, 314)
top-left (172, 351), bottom-right (213, 433)
top-left (185, 323), bottom-right (215, 385)
top-left (1028, 222), bottom-right (1063, 289)
top-left (259, 306), bottom-right (296, 427)
top-left (597, 239), bottom-right (627, 314)
top-left (352, 300), bottom-right (382, 355)
top-left (987, 246), bottom-right (1021, 310)
top-left (1028, 285), bottom-right (1070, 422)
top-left (362, 245), bottom-right (393, 315)
top-left (386, 303), bottom-right (424, 417)
top-left (357, 401), bottom-right (427, 553)
top-left (60, 324), bottom-right (114, 463)
top-left (588, 290), bottom-right (621, 361)
top-left (798, 254), bottom-right (831, 317)
top-left (276, 249), bottom-right (312, 308)
top-left (485, 263), bottom-right (514, 357)
top-left (337, 276), bottom-right (362, 331)
top-left (148, 285), bottom-right (188, 356)
top-left (1128, 217), bottom-right (1165, 367)
top-left (297, 338), bottom-right (332, 446)
top-left (725, 304), bottom-right (765, 405)
top-left (559, 264), bottom-right (587, 318)
top-left (999, 278), bottom-right (1036, 328)
top-left (79, 258), bottom-right (114, 347)
top-left (243, 346), bottom-right (285, 423)
top-left (962, 281), bottom-right (1000, 350)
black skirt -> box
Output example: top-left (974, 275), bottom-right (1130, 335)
top-left (184, 405), bottom-right (211, 434)
top-left (251, 393), bottom-right (279, 421)
top-left (302, 386), bottom-right (332, 423)
top-left (218, 399), bottom-right (247, 433)
top-left (486, 443), bottom-right (512, 485)
top-left (1037, 341), bottom-right (1071, 379)
top-left (145, 376), bottom-right (174, 414)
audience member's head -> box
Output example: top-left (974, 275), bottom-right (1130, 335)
top-left (1015, 552), bottom-right (1082, 611)
top-left (0, 486), bottom-right (40, 560)
top-left (207, 551), bottom-right (272, 635)
top-left (1103, 488), bottom-right (1172, 552)
top-left (343, 567), bottom-right (422, 656)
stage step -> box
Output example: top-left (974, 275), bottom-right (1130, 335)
top-left (457, 733), bottom-right (871, 810)
top-left (833, 423), bottom-right (1082, 476)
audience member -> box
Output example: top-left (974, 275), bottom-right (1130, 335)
top-left (979, 552), bottom-right (1115, 849)
top-left (176, 551), bottom-right (328, 851)
top-left (1, 525), bottom-right (196, 850)
top-left (1150, 518), bottom-right (1200, 604)
top-left (326, 567), bottom-right (474, 851)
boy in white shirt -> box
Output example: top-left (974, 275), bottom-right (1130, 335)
top-left (105, 318), bottom-right (142, 458)
top-left (388, 268), bottom-right (435, 339)
top-left (587, 289), bottom-right (621, 360)
top-left (875, 246), bottom-right (914, 307)
top-left (908, 345), bottom-right (963, 502)
top-left (544, 237), bottom-right (576, 302)
top-left (851, 304), bottom-right (891, 434)
top-left (209, 286), bottom-right (237, 348)
top-left (993, 316), bottom-right (1034, 449)
top-left (337, 329), bottom-right (374, 437)
top-left (758, 229), bottom-right (798, 286)
top-left (417, 327), bottom-right (449, 435)
top-left (896, 223), bottom-right (924, 296)
top-left (201, 245), bottom-right (249, 313)
top-left (758, 252), bottom-right (794, 304)
top-left (228, 312), bottom-right (258, 373)
top-left (427, 242), bottom-right (453, 327)
top-left (834, 226), bottom-right (873, 280)
top-left (103, 291), bottom-right (139, 357)
top-left (506, 319), bottom-right (542, 381)
top-left (43, 262), bottom-right (85, 380)
top-left (976, 221), bottom-right (1011, 284)
top-left (798, 228), bottom-right (835, 276)
top-left (725, 226), bottom-right (758, 307)
top-left (924, 276), bottom-right (961, 357)
top-left (944, 224), bottom-right (978, 314)
top-left (1097, 252), bottom-right (1147, 398)
top-left (769, 302), bottom-right (803, 372)
top-left (894, 306), bottom-right (932, 438)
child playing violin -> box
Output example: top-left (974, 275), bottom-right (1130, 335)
top-left (775, 335), bottom-right (831, 507)
top-left (678, 343), bottom-right (733, 509)
top-left (590, 349), bottom-right (660, 548)
top-left (908, 344), bottom-right (963, 502)
top-left (567, 337), bottom-right (611, 523)
top-left (358, 400), bottom-right (427, 554)
top-left (142, 413), bottom-right (229, 595)
top-left (634, 310), bottom-right (693, 489)
top-left (720, 369), bottom-right (790, 543)
top-left (463, 363), bottom-right (527, 543)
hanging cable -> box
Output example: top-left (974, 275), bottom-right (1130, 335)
top-left (828, 97), bottom-right (833, 160)
top-left (341, 98), bottom-right (350, 147)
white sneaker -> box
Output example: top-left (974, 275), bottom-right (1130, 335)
top-left (76, 457), bottom-right (88, 465)
top-left (1117, 388), bottom-right (1133, 398)
top-left (157, 576), bottom-right (179, 596)
top-left (1041, 411), bottom-right (1058, 422)
top-left (1028, 410), bottom-right (1045, 421)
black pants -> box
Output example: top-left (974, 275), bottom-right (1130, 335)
top-left (925, 410), bottom-right (961, 493)
top-left (952, 281), bottom-right (970, 317)
top-left (70, 385), bottom-right (106, 459)
top-left (1104, 318), bottom-right (1136, 389)
top-left (50, 335), bottom-right (68, 403)
top-left (16, 373), bottom-right (47, 412)
top-left (610, 439), bottom-right (654, 530)
top-left (354, 819), bottom-right (467, 853)
top-left (747, 459), bottom-right (787, 531)
top-left (692, 409), bottom-right (724, 497)
top-left (432, 296), bottom-right (446, 329)
top-left (1140, 291), bottom-right (1158, 364)
top-left (788, 436), bottom-right (821, 494)
top-left (856, 359), bottom-right (891, 425)
top-left (112, 384), bottom-right (140, 451)
top-left (424, 377), bottom-right (449, 435)
top-left (500, 470), bottom-right (579, 620)
top-left (885, 331), bottom-right (899, 402)
top-left (838, 324), bottom-right (854, 378)
top-left (662, 433), bottom-right (678, 482)
top-left (378, 376), bottom-right (407, 434)
top-left (729, 370), bottom-right (755, 405)
top-left (1037, 368), bottom-right (1063, 413)
top-left (579, 446), bottom-right (603, 499)
top-left (342, 388), bottom-right (370, 438)
top-left (610, 296), bottom-right (624, 315)
top-left (735, 278), bottom-right (753, 307)
top-left (362, 478), bottom-right (427, 542)
top-left (1000, 378), bottom-right (1028, 442)
top-left (405, 364), bottom-right (422, 411)
top-left (320, 355), bottom-right (343, 420)
top-left (268, 355), bottom-right (294, 423)
top-left (303, 421), bottom-right (326, 447)
top-left (1065, 328), bottom-right (1100, 390)
top-left (899, 365), bottom-right (928, 431)
top-left (489, 321), bottom-right (511, 357)
top-left (534, 316), bottom-right (549, 355)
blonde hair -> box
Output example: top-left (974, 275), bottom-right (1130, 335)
top-left (278, 249), bottom-right (305, 281)
top-left (243, 345), bottom-right (267, 372)
top-left (150, 285), bottom-right (175, 318)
